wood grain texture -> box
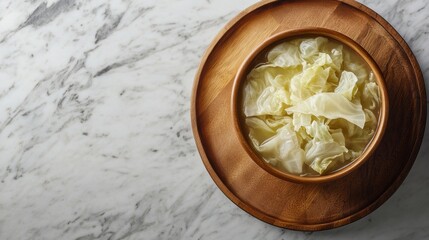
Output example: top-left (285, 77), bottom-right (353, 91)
top-left (191, 0), bottom-right (427, 231)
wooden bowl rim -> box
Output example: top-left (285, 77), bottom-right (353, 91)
top-left (231, 27), bottom-right (390, 184)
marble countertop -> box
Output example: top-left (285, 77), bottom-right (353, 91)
top-left (0, 0), bottom-right (427, 239)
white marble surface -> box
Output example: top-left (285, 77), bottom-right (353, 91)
top-left (0, 0), bottom-right (427, 239)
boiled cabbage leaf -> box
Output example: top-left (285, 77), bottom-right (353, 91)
top-left (286, 93), bottom-right (366, 128)
top-left (292, 113), bottom-right (311, 131)
top-left (299, 37), bottom-right (328, 59)
top-left (305, 140), bottom-right (347, 174)
top-left (252, 124), bottom-right (305, 174)
top-left (246, 117), bottom-right (276, 144)
top-left (267, 42), bottom-right (302, 67)
top-left (335, 71), bottom-right (358, 101)
top-left (361, 82), bottom-right (379, 110)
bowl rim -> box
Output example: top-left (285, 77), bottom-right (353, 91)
top-left (231, 27), bottom-right (389, 184)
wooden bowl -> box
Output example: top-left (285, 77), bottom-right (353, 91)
top-left (192, 0), bottom-right (426, 230)
top-left (231, 28), bottom-right (389, 184)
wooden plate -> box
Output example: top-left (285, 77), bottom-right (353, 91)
top-left (191, 0), bottom-right (426, 231)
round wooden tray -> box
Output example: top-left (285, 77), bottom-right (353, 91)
top-left (191, 0), bottom-right (426, 231)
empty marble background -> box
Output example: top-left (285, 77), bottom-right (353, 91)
top-left (0, 0), bottom-right (427, 239)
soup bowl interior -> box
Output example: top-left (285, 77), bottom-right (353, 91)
top-left (231, 28), bottom-right (389, 184)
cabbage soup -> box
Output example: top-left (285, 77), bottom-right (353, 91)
top-left (241, 36), bottom-right (380, 176)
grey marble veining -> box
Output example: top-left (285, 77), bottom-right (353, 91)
top-left (0, 0), bottom-right (427, 239)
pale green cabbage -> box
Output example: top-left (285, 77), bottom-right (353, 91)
top-left (242, 37), bottom-right (380, 176)
top-left (335, 71), bottom-right (358, 100)
top-left (250, 124), bottom-right (305, 174)
top-left (286, 93), bottom-right (366, 129)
